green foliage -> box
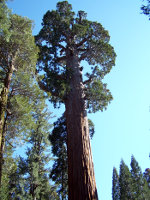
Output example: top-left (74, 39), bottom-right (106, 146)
top-left (143, 168), bottom-right (150, 199)
top-left (88, 118), bottom-right (95, 138)
top-left (86, 78), bottom-right (113, 113)
top-left (10, 99), bottom-right (59, 200)
top-left (0, 13), bottom-right (38, 75)
top-left (144, 168), bottom-right (150, 188)
top-left (49, 114), bottom-right (68, 200)
top-left (130, 155), bottom-right (146, 199)
top-left (0, 2), bottom-right (39, 148)
top-left (119, 159), bottom-right (132, 200)
top-left (0, 0), bottom-right (11, 41)
top-left (0, 143), bottom-right (19, 199)
top-left (112, 156), bottom-right (150, 200)
top-left (141, 0), bottom-right (150, 19)
top-left (6, 72), bottom-right (46, 147)
top-left (112, 167), bottom-right (120, 200)
top-left (36, 1), bottom-right (116, 112)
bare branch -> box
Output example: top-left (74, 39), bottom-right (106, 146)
top-left (55, 56), bottom-right (67, 63)
top-left (57, 44), bottom-right (66, 51)
top-left (83, 75), bottom-right (96, 85)
top-left (77, 48), bottom-right (87, 52)
top-left (79, 51), bottom-right (88, 61)
top-left (76, 38), bottom-right (88, 48)
top-left (38, 81), bottom-right (50, 93)
top-left (5, 138), bottom-right (14, 148)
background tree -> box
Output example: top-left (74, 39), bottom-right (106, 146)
top-left (13, 98), bottom-right (59, 200)
top-left (36, 1), bottom-right (116, 199)
top-left (143, 168), bottom-right (150, 199)
top-left (119, 159), bottom-right (132, 200)
top-left (49, 114), bottom-right (68, 200)
top-left (112, 156), bottom-right (150, 200)
top-left (0, 6), bottom-right (38, 185)
top-left (144, 168), bottom-right (150, 188)
top-left (0, 70), bottom-right (46, 188)
top-left (0, 142), bottom-right (19, 200)
top-left (0, 0), bottom-right (11, 42)
top-left (130, 155), bottom-right (146, 199)
top-left (112, 167), bottom-right (120, 200)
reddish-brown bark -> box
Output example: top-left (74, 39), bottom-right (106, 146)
top-left (65, 51), bottom-right (98, 200)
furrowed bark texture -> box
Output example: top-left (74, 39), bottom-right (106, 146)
top-left (65, 51), bottom-right (98, 200)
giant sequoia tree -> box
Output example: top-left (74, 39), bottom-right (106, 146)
top-left (36, 1), bottom-right (116, 199)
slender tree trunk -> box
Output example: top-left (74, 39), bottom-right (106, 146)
top-left (0, 114), bottom-right (7, 189)
top-left (0, 65), bottom-right (13, 187)
top-left (65, 52), bottom-right (98, 200)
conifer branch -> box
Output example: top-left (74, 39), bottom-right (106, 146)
top-left (76, 35), bottom-right (92, 48)
top-left (38, 81), bottom-right (60, 98)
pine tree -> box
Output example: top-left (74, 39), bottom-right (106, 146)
top-left (119, 159), bottom-right (132, 200)
top-left (144, 168), bottom-right (150, 188)
top-left (130, 155), bottom-right (146, 199)
top-left (0, 4), bottom-right (38, 185)
top-left (0, 72), bottom-right (45, 189)
top-left (143, 168), bottom-right (150, 199)
top-left (16, 99), bottom-right (59, 200)
top-left (113, 157), bottom-right (150, 200)
top-left (112, 167), bottom-right (120, 200)
top-left (36, 2), bottom-right (116, 199)
top-left (0, 0), bottom-right (11, 42)
top-left (0, 140), bottom-right (20, 199)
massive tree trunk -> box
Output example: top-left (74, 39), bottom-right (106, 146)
top-left (65, 51), bottom-right (98, 200)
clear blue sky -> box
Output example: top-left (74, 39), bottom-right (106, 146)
top-left (7, 0), bottom-right (150, 199)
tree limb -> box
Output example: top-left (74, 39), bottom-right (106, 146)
top-left (57, 44), bottom-right (66, 51)
top-left (38, 81), bottom-right (61, 99)
top-left (79, 51), bottom-right (88, 61)
top-left (5, 138), bottom-right (14, 148)
top-left (83, 75), bottom-right (96, 85)
top-left (76, 35), bottom-right (92, 48)
top-left (77, 48), bottom-right (87, 52)
top-left (55, 56), bottom-right (67, 63)
top-left (83, 67), bottom-right (97, 84)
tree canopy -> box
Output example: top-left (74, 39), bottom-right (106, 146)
top-left (36, 1), bottom-right (116, 112)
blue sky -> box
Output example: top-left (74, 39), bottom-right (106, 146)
top-left (8, 0), bottom-right (150, 199)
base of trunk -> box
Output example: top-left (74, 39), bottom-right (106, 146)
top-left (66, 106), bottom-right (98, 200)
